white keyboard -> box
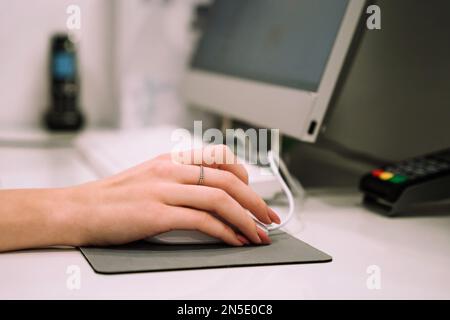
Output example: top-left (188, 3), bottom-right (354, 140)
top-left (75, 126), bottom-right (282, 199)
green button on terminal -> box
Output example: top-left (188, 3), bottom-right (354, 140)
top-left (390, 175), bottom-right (408, 184)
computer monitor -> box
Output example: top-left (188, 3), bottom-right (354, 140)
top-left (183, 0), bottom-right (365, 142)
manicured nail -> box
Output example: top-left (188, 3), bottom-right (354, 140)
top-left (253, 229), bottom-right (263, 244)
top-left (257, 227), bottom-right (272, 245)
top-left (268, 208), bottom-right (281, 224)
top-left (236, 235), bottom-right (250, 245)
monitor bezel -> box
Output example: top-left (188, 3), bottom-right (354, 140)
top-left (183, 0), bottom-right (366, 142)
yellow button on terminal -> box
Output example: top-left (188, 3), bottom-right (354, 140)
top-left (379, 172), bottom-right (394, 180)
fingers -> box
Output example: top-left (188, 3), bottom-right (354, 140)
top-left (166, 144), bottom-right (249, 185)
top-left (175, 164), bottom-right (275, 224)
top-left (164, 205), bottom-right (245, 246)
top-left (257, 226), bottom-right (271, 245)
top-left (161, 184), bottom-right (265, 244)
top-left (268, 207), bottom-right (281, 224)
top-left (154, 144), bottom-right (281, 225)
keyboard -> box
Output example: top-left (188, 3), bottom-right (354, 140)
top-left (75, 126), bottom-right (282, 199)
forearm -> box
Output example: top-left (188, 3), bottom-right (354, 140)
top-left (0, 188), bottom-right (83, 252)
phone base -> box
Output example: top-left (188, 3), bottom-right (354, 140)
top-left (44, 109), bottom-right (85, 132)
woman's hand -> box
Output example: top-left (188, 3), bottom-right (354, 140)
top-left (0, 145), bottom-right (281, 252)
top-left (63, 145), bottom-right (281, 247)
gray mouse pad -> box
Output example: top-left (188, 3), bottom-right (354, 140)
top-left (80, 231), bottom-right (332, 274)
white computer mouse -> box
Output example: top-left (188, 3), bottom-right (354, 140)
top-left (145, 219), bottom-right (270, 245)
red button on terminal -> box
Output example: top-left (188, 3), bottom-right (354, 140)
top-left (372, 169), bottom-right (384, 177)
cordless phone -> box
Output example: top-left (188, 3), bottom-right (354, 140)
top-left (44, 34), bottom-right (84, 131)
top-left (359, 148), bottom-right (450, 216)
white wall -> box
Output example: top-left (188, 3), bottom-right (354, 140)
top-left (0, 0), bottom-right (116, 130)
top-left (112, 0), bottom-right (209, 130)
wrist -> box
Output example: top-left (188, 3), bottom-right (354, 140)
top-left (45, 186), bottom-right (90, 247)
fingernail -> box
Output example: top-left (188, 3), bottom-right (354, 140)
top-left (256, 226), bottom-right (271, 245)
top-left (268, 207), bottom-right (281, 224)
top-left (254, 230), bottom-right (263, 244)
top-left (265, 207), bottom-right (273, 224)
top-left (236, 235), bottom-right (250, 245)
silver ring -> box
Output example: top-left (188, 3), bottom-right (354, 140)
top-left (197, 165), bottom-right (205, 185)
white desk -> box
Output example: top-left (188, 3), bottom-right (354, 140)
top-left (0, 146), bottom-right (449, 299)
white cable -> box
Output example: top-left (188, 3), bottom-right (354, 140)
top-left (266, 150), bottom-right (295, 231)
top-left (228, 132), bottom-right (300, 232)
